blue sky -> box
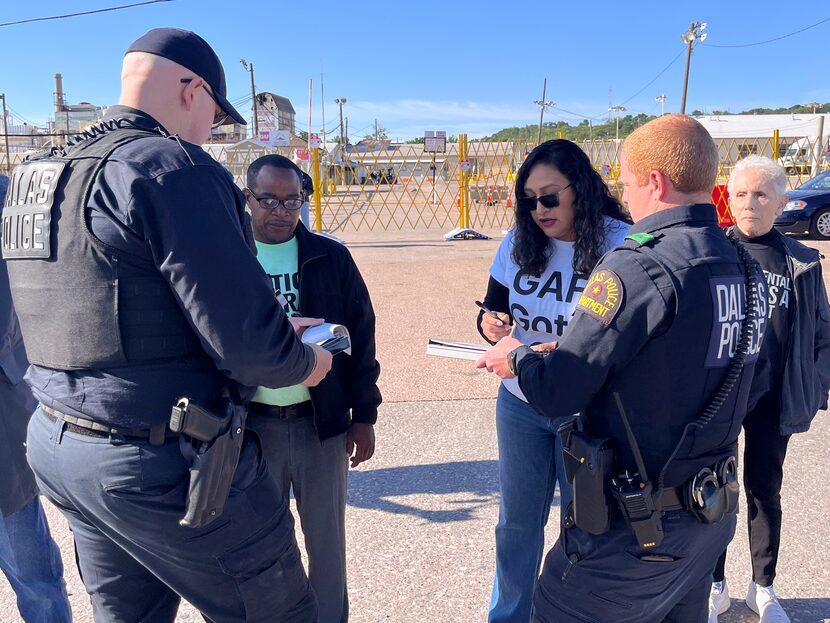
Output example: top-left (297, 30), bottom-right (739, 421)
top-left (1, 1), bottom-right (827, 140)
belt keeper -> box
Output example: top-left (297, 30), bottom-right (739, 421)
top-left (149, 423), bottom-right (166, 446)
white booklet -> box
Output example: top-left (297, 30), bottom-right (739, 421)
top-left (302, 323), bottom-right (352, 355)
top-left (426, 339), bottom-right (490, 361)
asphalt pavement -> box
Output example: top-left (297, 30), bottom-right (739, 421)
top-left (1, 229), bottom-right (828, 622)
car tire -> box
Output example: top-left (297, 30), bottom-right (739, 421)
top-left (786, 166), bottom-right (797, 175)
top-left (809, 207), bottom-right (830, 239)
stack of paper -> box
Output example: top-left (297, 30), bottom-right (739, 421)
top-left (302, 323), bottom-right (351, 355)
top-left (426, 339), bottom-right (490, 361)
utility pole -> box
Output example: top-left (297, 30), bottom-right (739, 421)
top-left (655, 94), bottom-right (667, 116)
top-left (533, 78), bottom-right (556, 145)
top-left (240, 59), bottom-right (258, 138)
top-left (0, 94), bottom-right (10, 174)
top-left (680, 22), bottom-right (707, 114)
top-left (375, 118), bottom-right (379, 141)
top-left (335, 97), bottom-right (347, 145)
top-left (608, 105), bottom-right (626, 141)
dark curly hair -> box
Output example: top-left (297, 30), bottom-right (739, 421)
top-left (511, 139), bottom-right (630, 276)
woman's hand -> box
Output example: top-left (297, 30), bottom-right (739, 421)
top-left (480, 312), bottom-right (511, 343)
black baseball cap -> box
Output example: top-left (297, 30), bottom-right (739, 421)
top-left (126, 27), bottom-right (246, 126)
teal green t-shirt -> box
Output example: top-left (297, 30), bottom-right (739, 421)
top-left (252, 237), bottom-right (312, 406)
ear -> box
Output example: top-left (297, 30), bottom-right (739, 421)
top-left (774, 193), bottom-right (787, 217)
top-left (181, 78), bottom-right (201, 113)
top-left (648, 169), bottom-right (668, 200)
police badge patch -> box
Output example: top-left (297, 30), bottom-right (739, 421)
top-left (2, 161), bottom-right (64, 259)
top-left (576, 268), bottom-right (624, 325)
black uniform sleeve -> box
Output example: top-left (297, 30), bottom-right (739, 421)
top-left (476, 276), bottom-right (511, 344)
top-left (337, 246), bottom-right (382, 424)
top-left (131, 165), bottom-right (315, 388)
top-left (517, 249), bottom-right (674, 418)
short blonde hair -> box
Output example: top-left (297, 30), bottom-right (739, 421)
top-left (622, 114), bottom-right (718, 193)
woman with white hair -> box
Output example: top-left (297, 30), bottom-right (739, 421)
top-left (709, 155), bottom-right (830, 623)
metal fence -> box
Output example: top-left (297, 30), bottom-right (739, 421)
top-left (3, 131), bottom-right (829, 234)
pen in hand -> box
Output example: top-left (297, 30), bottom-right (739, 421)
top-left (475, 300), bottom-right (501, 319)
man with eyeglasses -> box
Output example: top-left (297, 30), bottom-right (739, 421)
top-left (242, 154), bottom-right (381, 623)
top-left (5, 28), bottom-right (331, 622)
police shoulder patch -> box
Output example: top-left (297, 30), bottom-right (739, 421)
top-left (576, 268), bottom-right (624, 325)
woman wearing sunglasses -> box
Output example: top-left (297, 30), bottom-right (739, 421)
top-left (479, 139), bottom-right (631, 623)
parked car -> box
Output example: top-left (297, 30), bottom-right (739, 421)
top-left (775, 169), bottom-right (830, 239)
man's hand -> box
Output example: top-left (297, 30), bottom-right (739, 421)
top-left (475, 336), bottom-right (522, 378)
top-left (289, 316), bottom-right (324, 338)
top-left (301, 343), bottom-right (333, 387)
top-left (480, 311), bottom-right (511, 343)
top-left (347, 423), bottom-right (375, 468)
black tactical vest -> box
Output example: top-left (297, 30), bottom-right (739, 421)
top-left (2, 122), bottom-right (204, 370)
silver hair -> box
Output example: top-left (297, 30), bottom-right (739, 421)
top-left (727, 154), bottom-right (788, 198)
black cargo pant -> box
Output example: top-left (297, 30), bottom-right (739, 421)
top-left (27, 407), bottom-right (317, 623)
top-left (532, 511), bottom-right (736, 623)
top-left (713, 401), bottom-right (791, 586)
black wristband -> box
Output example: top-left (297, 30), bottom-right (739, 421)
top-left (508, 345), bottom-right (535, 376)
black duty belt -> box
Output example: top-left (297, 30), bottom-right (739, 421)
top-left (248, 401), bottom-right (314, 420)
top-left (40, 403), bottom-right (176, 445)
top-left (657, 486), bottom-right (686, 512)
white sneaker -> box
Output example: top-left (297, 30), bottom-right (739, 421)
top-left (746, 581), bottom-right (791, 623)
top-left (708, 580), bottom-right (730, 622)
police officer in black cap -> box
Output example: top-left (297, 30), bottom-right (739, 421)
top-left (3, 28), bottom-right (331, 622)
top-left (477, 114), bottom-right (766, 622)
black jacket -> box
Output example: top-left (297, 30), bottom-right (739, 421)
top-left (293, 224), bottom-right (382, 440)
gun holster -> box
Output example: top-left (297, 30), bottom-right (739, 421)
top-left (559, 418), bottom-right (614, 535)
top-left (172, 389), bottom-right (247, 529)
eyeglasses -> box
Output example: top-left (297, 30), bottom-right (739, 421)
top-left (180, 78), bottom-right (226, 127)
top-left (246, 190), bottom-right (304, 212)
top-left (517, 184), bottom-right (572, 211)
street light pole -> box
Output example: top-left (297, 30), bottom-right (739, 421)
top-left (240, 59), bottom-right (258, 139)
top-left (655, 94), bottom-right (667, 116)
top-left (680, 22), bottom-right (707, 114)
top-left (608, 105), bottom-right (626, 141)
top-left (334, 97), bottom-right (347, 146)
top-left (533, 78), bottom-right (556, 145)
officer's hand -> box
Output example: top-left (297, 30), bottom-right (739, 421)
top-left (301, 344), bottom-right (333, 387)
top-left (347, 423), bottom-right (375, 468)
top-left (475, 336), bottom-right (522, 378)
top-left (289, 316), bottom-right (324, 338)
top-left (480, 312), bottom-right (511, 343)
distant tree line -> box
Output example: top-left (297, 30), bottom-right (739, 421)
top-left (476, 102), bottom-right (830, 143)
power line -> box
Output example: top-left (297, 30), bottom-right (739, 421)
top-left (0, 0), bottom-right (174, 28)
top-left (618, 50), bottom-right (684, 107)
top-left (701, 15), bottom-right (830, 48)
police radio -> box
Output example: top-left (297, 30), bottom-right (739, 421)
top-left (609, 393), bottom-right (664, 548)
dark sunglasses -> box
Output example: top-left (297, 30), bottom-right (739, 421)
top-left (517, 184), bottom-right (572, 211)
top-left (180, 78), bottom-right (226, 127)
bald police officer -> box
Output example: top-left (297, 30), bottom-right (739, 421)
top-left (477, 114), bottom-right (766, 622)
top-left (3, 28), bottom-right (331, 622)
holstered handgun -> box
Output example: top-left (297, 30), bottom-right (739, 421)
top-left (559, 418), bottom-right (614, 535)
top-left (172, 387), bottom-right (247, 529)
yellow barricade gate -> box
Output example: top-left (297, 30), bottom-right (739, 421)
top-left (4, 133), bottom-right (828, 234)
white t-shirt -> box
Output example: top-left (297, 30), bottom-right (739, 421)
top-left (489, 216), bottom-right (630, 401)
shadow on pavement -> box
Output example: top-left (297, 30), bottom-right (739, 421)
top-left (347, 460), bottom-right (507, 522)
top-left (720, 597), bottom-right (830, 622)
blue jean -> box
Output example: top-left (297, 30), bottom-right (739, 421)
top-left (489, 385), bottom-right (573, 623)
top-left (0, 495), bottom-right (71, 623)
top-left (27, 407), bottom-right (316, 623)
